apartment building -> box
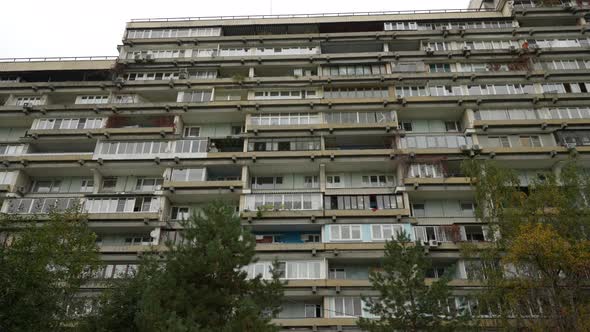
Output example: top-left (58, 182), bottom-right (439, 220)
top-left (1, 0), bottom-right (590, 329)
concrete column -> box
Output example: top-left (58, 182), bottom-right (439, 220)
top-left (248, 67), bottom-right (255, 78)
top-left (396, 164), bottom-right (405, 187)
top-left (319, 163), bottom-right (326, 193)
top-left (463, 108), bottom-right (475, 129)
top-left (91, 168), bottom-right (103, 194)
top-left (173, 115), bottom-right (184, 135)
top-left (241, 166), bottom-right (250, 189)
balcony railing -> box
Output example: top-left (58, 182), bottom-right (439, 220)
top-left (243, 193), bottom-right (323, 211)
top-left (399, 134), bottom-right (473, 149)
top-left (130, 8), bottom-right (493, 22)
top-left (94, 139), bottom-right (208, 159)
top-left (2, 197), bottom-right (81, 214)
top-left (1, 196), bottom-right (162, 215)
top-left (0, 56), bottom-right (117, 63)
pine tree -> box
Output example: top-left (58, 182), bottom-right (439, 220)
top-left (83, 201), bottom-right (283, 332)
top-left (0, 207), bottom-right (102, 332)
top-left (358, 231), bottom-right (472, 332)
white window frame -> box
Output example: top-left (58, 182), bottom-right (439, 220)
top-left (329, 225), bottom-right (362, 241)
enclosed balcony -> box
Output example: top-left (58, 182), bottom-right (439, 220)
top-left (399, 134), bottom-right (473, 150)
top-left (242, 193), bottom-right (323, 218)
top-left (324, 194), bottom-right (406, 217)
top-left (162, 166), bottom-right (242, 196)
top-left (2, 197), bottom-right (81, 215)
top-left (94, 139), bottom-right (208, 160)
top-left (324, 134), bottom-right (394, 151)
top-left (84, 196), bottom-right (163, 221)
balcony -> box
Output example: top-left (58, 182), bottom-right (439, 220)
top-left (84, 196), bottom-right (162, 221)
top-left (242, 193), bottom-right (323, 218)
top-left (247, 111), bottom-right (397, 133)
top-left (324, 194), bottom-right (407, 217)
top-left (399, 134), bottom-right (473, 152)
top-left (94, 139), bottom-right (208, 160)
top-left (162, 166), bottom-right (242, 195)
top-left (2, 197), bottom-right (81, 215)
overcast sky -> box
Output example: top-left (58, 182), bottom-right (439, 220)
top-left (0, 0), bottom-right (469, 59)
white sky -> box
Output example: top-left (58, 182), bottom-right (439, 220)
top-left (0, 0), bottom-right (469, 59)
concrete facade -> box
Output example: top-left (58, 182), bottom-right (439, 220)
top-left (1, 0), bottom-right (590, 330)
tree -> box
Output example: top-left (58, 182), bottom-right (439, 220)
top-left (358, 231), bottom-right (472, 332)
top-left (0, 207), bottom-right (102, 332)
top-left (462, 159), bottom-right (590, 331)
top-left (83, 201), bottom-right (284, 332)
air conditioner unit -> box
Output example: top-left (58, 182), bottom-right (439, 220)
top-left (509, 45), bottom-right (518, 53)
top-left (428, 239), bottom-right (439, 247)
top-left (565, 142), bottom-right (577, 149)
top-left (462, 46), bottom-right (472, 52)
top-left (472, 144), bottom-right (482, 151)
top-left (255, 235), bottom-right (264, 240)
top-left (425, 47), bottom-right (435, 55)
top-left (145, 54), bottom-right (155, 62)
top-left (134, 54), bottom-right (145, 62)
top-left (460, 144), bottom-right (470, 151)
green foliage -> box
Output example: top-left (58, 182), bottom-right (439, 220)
top-left (82, 201), bottom-right (283, 332)
top-left (461, 158), bottom-right (590, 331)
top-left (358, 231), bottom-right (473, 332)
top-left (0, 207), bottom-right (101, 332)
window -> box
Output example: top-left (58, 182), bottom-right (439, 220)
top-left (330, 225), bottom-right (362, 241)
top-left (324, 87), bottom-right (388, 99)
top-left (183, 127), bottom-right (200, 138)
top-left (80, 179), bottom-right (94, 193)
top-left (361, 175), bottom-right (394, 187)
top-left (445, 121), bottom-right (460, 132)
top-left (124, 235), bottom-right (153, 245)
top-left (399, 121), bottom-right (413, 131)
top-left (304, 176), bottom-right (319, 188)
top-left (333, 297), bottom-right (362, 317)
top-left (102, 177), bottom-right (117, 192)
top-left (329, 268), bottom-right (346, 279)
top-left (412, 203), bottom-right (425, 217)
top-left (488, 136), bottom-right (510, 148)
top-left (170, 168), bottom-right (205, 182)
top-left (324, 111), bottom-right (396, 124)
top-left (0, 171), bottom-right (15, 185)
top-left (285, 261), bottom-right (322, 279)
top-left (460, 202), bottom-right (475, 216)
top-left (180, 90), bottom-right (212, 103)
top-left (231, 126), bottom-right (243, 135)
top-left (31, 180), bottom-right (61, 193)
top-left (135, 178), bottom-right (163, 191)
top-left (409, 164), bottom-right (443, 178)
top-left (326, 175), bottom-right (342, 188)
top-left (371, 224), bottom-right (402, 241)
top-left (76, 95), bottom-right (109, 105)
top-left (15, 96), bottom-right (42, 106)
top-left (302, 234), bottom-right (321, 243)
top-left (171, 206), bottom-right (190, 220)
top-left (248, 193), bottom-right (319, 211)
top-left (248, 138), bottom-right (320, 152)
top-left (251, 176), bottom-right (283, 189)
top-left (305, 304), bottom-right (322, 318)
top-left (519, 136), bottom-right (542, 147)
top-left (112, 95), bottom-right (136, 104)
top-left (464, 225), bottom-right (486, 241)
top-left (429, 63), bottom-right (451, 73)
